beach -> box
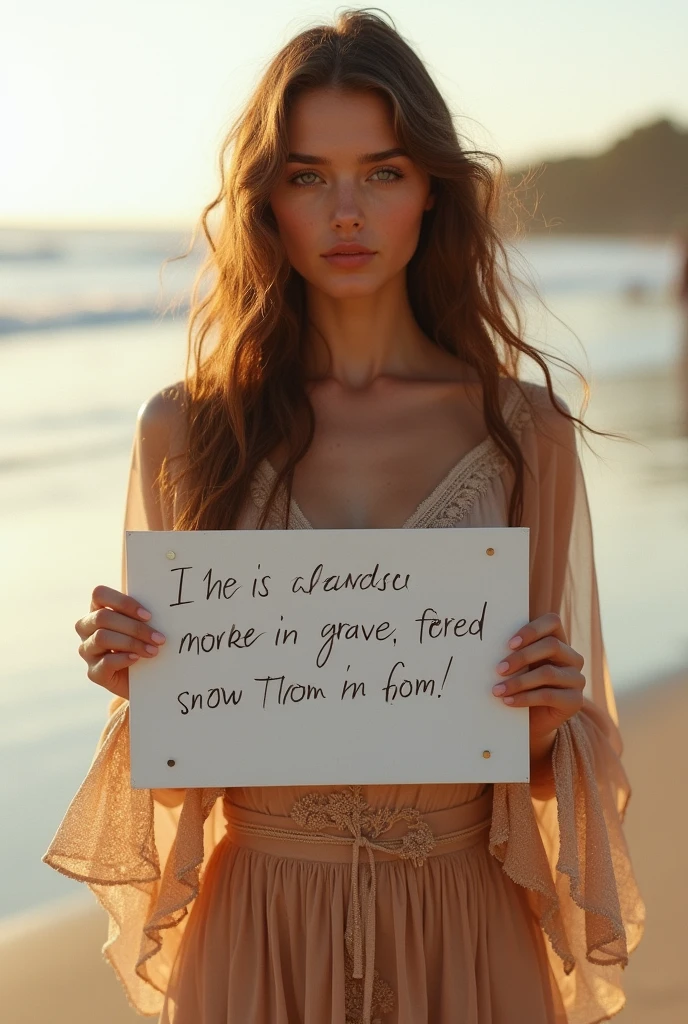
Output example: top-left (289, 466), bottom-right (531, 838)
top-left (615, 670), bottom-right (688, 1020)
top-left (0, 665), bottom-right (685, 1023)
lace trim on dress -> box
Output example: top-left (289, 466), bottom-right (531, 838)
top-left (249, 382), bottom-right (533, 530)
top-left (42, 699), bottom-right (225, 1015)
top-left (489, 701), bottom-right (645, 1002)
top-left (344, 947), bottom-right (395, 1024)
top-left (408, 388), bottom-right (532, 528)
top-left (249, 464), bottom-right (311, 531)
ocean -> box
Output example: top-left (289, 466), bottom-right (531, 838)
top-left (0, 227), bottom-right (686, 919)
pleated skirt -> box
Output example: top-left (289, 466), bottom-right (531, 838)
top-left (160, 786), bottom-right (561, 1024)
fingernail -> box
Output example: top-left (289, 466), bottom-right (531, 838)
top-left (151, 632), bottom-right (166, 644)
top-left (508, 635), bottom-right (523, 649)
top-left (497, 661), bottom-right (510, 673)
top-left (137, 608), bottom-right (152, 620)
top-left (503, 696), bottom-right (515, 704)
top-left (492, 683), bottom-right (507, 695)
top-left (129, 653), bottom-right (140, 661)
top-left (145, 644), bottom-right (158, 654)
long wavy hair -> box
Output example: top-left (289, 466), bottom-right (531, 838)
top-left (161, 7), bottom-right (624, 531)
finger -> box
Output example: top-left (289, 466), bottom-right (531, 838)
top-left (87, 653), bottom-right (133, 699)
top-left (494, 665), bottom-right (584, 699)
top-left (506, 612), bottom-right (568, 653)
top-left (78, 636), bottom-right (133, 668)
top-left (496, 635), bottom-right (584, 678)
top-left (80, 627), bottom-right (162, 661)
top-left (85, 584), bottom-right (152, 623)
top-left (78, 606), bottom-right (166, 650)
top-left (500, 683), bottom-right (584, 712)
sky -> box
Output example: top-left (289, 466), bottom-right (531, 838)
top-left (1, 0), bottom-right (687, 228)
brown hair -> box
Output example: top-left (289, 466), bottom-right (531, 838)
top-left (162, 7), bottom-right (625, 530)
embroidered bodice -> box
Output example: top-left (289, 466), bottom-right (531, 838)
top-left (249, 381), bottom-right (532, 531)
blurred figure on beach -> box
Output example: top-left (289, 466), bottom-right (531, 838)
top-left (675, 228), bottom-right (688, 435)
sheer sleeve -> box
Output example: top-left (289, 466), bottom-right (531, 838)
top-left (42, 388), bottom-right (226, 1016)
top-left (489, 383), bottom-right (646, 1024)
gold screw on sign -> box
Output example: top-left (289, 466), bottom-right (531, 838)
top-left (482, 750), bottom-right (491, 759)
top-left (166, 550), bottom-right (176, 560)
top-left (486, 547), bottom-right (494, 556)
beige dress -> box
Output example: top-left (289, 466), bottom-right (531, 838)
top-left (43, 378), bottom-right (645, 1024)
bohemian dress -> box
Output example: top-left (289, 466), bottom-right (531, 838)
top-left (43, 377), bottom-right (645, 1024)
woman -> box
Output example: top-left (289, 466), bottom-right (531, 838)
top-left (44, 10), bottom-right (644, 1023)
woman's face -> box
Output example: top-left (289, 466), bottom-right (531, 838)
top-left (269, 87), bottom-right (435, 298)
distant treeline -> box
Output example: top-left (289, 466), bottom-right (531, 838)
top-left (503, 118), bottom-right (688, 237)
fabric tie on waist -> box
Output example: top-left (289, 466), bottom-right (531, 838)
top-left (223, 786), bottom-right (494, 1024)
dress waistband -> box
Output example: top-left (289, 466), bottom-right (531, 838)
top-left (222, 787), bottom-right (494, 1024)
top-left (222, 786), bottom-right (493, 861)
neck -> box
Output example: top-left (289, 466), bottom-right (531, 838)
top-left (302, 272), bottom-right (434, 389)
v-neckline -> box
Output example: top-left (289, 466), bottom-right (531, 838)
top-left (257, 381), bottom-right (523, 531)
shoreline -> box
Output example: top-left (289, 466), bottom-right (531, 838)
top-left (1, 666), bottom-right (685, 1022)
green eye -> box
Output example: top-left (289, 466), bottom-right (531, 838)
top-left (290, 170), bottom-right (320, 186)
top-left (371, 167), bottom-right (403, 183)
top-left (288, 166), bottom-right (404, 187)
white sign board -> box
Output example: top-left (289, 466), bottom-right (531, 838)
top-left (126, 528), bottom-right (530, 788)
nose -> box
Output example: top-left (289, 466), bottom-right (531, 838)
top-left (330, 182), bottom-right (364, 231)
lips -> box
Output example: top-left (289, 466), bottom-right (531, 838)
top-left (321, 243), bottom-right (376, 256)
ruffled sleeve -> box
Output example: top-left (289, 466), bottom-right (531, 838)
top-left (42, 390), bottom-right (227, 1016)
top-left (489, 383), bottom-right (646, 1024)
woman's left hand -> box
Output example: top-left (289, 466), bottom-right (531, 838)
top-left (492, 611), bottom-right (585, 754)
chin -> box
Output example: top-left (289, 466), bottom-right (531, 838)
top-left (328, 282), bottom-right (381, 298)
top-left (310, 272), bottom-right (392, 300)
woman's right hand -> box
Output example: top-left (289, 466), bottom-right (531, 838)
top-left (75, 585), bottom-right (167, 700)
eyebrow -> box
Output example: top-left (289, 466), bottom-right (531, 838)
top-left (286, 147), bottom-right (409, 165)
